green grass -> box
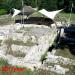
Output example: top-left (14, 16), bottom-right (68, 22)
top-left (0, 15), bottom-right (13, 25)
top-left (0, 9), bottom-right (7, 15)
top-left (4, 38), bottom-right (36, 47)
top-left (0, 59), bottom-right (9, 67)
top-left (12, 40), bottom-right (36, 46)
top-left (0, 40), bottom-right (2, 46)
top-left (40, 51), bottom-right (47, 62)
top-left (55, 48), bottom-right (75, 59)
top-left (29, 12), bottom-right (44, 17)
top-left (8, 50), bottom-right (26, 57)
top-left (55, 12), bottom-right (75, 22)
top-left (16, 30), bottom-right (23, 33)
top-left (0, 58), bottom-right (60, 75)
top-left (0, 59), bottom-right (34, 75)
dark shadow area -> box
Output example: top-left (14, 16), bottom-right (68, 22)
top-left (56, 25), bottom-right (75, 55)
top-left (57, 37), bottom-right (75, 55)
top-left (68, 44), bottom-right (75, 55)
top-left (15, 17), bottom-right (54, 26)
top-left (48, 45), bottom-right (55, 52)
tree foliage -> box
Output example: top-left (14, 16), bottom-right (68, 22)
top-left (0, 0), bottom-right (75, 14)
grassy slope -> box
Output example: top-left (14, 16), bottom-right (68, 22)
top-left (55, 12), bottom-right (75, 23)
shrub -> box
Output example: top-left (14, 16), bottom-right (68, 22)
top-left (0, 9), bottom-right (7, 15)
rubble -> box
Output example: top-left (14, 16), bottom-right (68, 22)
top-left (46, 52), bottom-right (75, 65)
top-left (0, 24), bottom-right (75, 74)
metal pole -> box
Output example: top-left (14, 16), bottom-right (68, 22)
top-left (22, 0), bottom-right (24, 25)
top-left (36, 0), bottom-right (37, 7)
top-left (69, 3), bottom-right (73, 26)
top-left (36, 0), bottom-right (38, 11)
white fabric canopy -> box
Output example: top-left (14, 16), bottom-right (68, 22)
top-left (12, 9), bottom-right (21, 18)
top-left (39, 9), bottom-right (62, 19)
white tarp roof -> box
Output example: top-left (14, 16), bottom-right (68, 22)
top-left (39, 9), bottom-right (62, 19)
top-left (12, 8), bottom-right (62, 19)
top-left (12, 9), bottom-right (21, 18)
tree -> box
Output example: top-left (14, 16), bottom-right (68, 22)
top-left (38, 0), bottom-right (58, 10)
top-left (57, 0), bottom-right (64, 9)
top-left (1, 0), bottom-right (75, 14)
